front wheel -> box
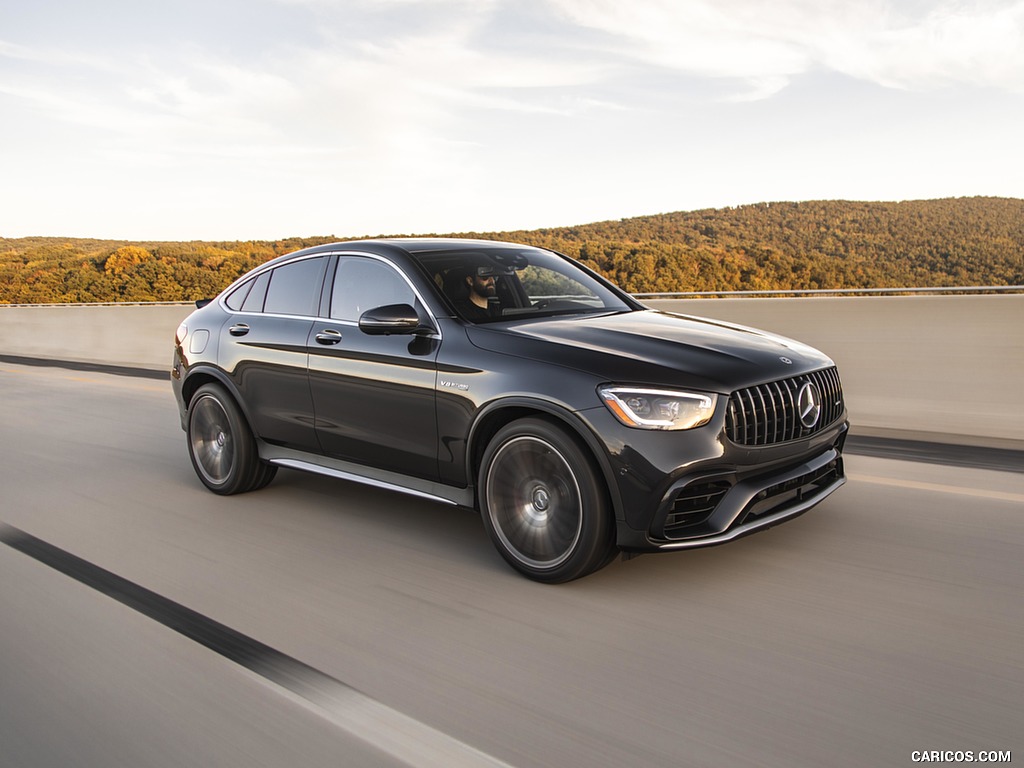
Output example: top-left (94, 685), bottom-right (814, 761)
top-left (479, 418), bottom-right (617, 583)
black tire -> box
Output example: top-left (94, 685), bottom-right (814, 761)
top-left (186, 383), bottom-right (269, 495)
top-left (479, 418), bottom-right (617, 583)
top-left (249, 461), bottom-right (279, 491)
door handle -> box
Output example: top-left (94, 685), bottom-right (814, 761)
top-left (229, 323), bottom-right (250, 337)
top-left (315, 329), bottom-right (343, 345)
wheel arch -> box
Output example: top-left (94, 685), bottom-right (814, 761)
top-left (466, 398), bottom-right (624, 522)
top-left (180, 367), bottom-right (257, 434)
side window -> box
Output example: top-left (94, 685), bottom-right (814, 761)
top-left (330, 257), bottom-right (416, 322)
top-left (240, 271), bottom-right (271, 313)
top-left (520, 265), bottom-right (598, 303)
top-left (224, 277), bottom-right (254, 311)
top-left (263, 257), bottom-right (326, 316)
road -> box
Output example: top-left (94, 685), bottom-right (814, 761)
top-left (1, 362), bottom-right (1020, 768)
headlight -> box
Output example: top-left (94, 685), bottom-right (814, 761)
top-left (599, 386), bottom-right (717, 430)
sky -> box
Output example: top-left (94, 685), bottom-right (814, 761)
top-left (2, 0), bottom-right (1023, 241)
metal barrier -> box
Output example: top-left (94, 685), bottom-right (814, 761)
top-left (635, 286), bottom-right (1024, 299)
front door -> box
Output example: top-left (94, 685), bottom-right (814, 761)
top-left (307, 255), bottom-right (440, 480)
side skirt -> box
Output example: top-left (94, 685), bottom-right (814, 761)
top-left (258, 443), bottom-right (476, 509)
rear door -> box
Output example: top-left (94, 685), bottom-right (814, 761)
top-left (220, 255), bottom-right (327, 453)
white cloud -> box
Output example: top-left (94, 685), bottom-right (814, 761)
top-left (1, 6), bottom-right (608, 150)
top-left (0, 39), bottom-right (111, 69)
top-left (2, 0), bottom-right (1022, 239)
top-left (0, 3), bottom-right (613, 238)
top-left (544, 0), bottom-right (811, 80)
top-left (543, 0), bottom-right (1024, 96)
top-left (829, 2), bottom-right (1024, 90)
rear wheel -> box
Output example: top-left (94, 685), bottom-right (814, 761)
top-left (187, 383), bottom-right (272, 494)
top-left (249, 461), bottom-right (279, 491)
top-left (479, 418), bottom-right (616, 582)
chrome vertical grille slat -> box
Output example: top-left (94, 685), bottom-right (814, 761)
top-left (724, 367), bottom-right (845, 446)
top-left (781, 379), bottom-right (797, 442)
top-left (736, 389), bottom-right (752, 444)
top-left (754, 387), bottom-right (768, 444)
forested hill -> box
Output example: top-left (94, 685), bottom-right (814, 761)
top-left (2, 197), bottom-right (1022, 304)
top-left (461, 197), bottom-right (1024, 294)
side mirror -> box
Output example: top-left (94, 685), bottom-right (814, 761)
top-left (358, 303), bottom-right (429, 335)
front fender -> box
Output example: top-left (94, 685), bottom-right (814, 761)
top-left (465, 397), bottom-right (625, 521)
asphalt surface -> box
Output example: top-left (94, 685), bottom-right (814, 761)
top-left (0, 362), bottom-right (1020, 768)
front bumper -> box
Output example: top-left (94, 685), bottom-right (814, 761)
top-left (576, 403), bottom-right (849, 552)
top-left (630, 440), bottom-right (845, 551)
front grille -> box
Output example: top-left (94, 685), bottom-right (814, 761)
top-left (725, 367), bottom-right (844, 446)
top-left (663, 480), bottom-right (732, 537)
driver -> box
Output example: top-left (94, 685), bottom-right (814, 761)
top-left (453, 266), bottom-right (500, 321)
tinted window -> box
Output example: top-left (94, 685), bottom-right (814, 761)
top-left (414, 247), bottom-right (632, 323)
top-left (224, 278), bottom-right (253, 311)
top-left (330, 257), bottom-right (416, 322)
top-left (519, 265), bottom-right (600, 304)
top-left (263, 258), bottom-right (325, 316)
top-left (241, 270), bottom-right (271, 312)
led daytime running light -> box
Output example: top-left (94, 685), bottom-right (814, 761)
top-left (599, 387), bottom-right (716, 430)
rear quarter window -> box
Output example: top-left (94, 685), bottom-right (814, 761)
top-left (224, 277), bottom-right (253, 311)
top-left (240, 271), bottom-right (271, 312)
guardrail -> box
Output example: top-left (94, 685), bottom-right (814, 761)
top-left (0, 301), bottom-right (193, 308)
top-left (634, 285), bottom-right (1024, 298)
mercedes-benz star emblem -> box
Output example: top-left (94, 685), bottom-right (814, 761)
top-left (797, 382), bottom-right (822, 428)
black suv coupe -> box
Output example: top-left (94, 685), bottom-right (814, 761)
top-left (172, 239), bottom-right (847, 582)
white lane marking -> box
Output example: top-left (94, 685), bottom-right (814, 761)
top-left (0, 520), bottom-right (514, 768)
top-left (850, 473), bottom-right (1024, 504)
top-left (254, 667), bottom-right (515, 768)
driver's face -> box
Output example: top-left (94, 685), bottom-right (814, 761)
top-left (470, 274), bottom-right (496, 297)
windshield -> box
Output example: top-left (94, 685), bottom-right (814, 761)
top-left (412, 246), bottom-right (635, 323)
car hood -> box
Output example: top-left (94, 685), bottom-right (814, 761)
top-left (468, 309), bottom-right (836, 393)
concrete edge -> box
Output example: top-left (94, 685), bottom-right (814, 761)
top-left (849, 425), bottom-right (1024, 453)
top-left (845, 434), bottom-right (1023, 475)
top-left (0, 354), bottom-right (168, 381)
